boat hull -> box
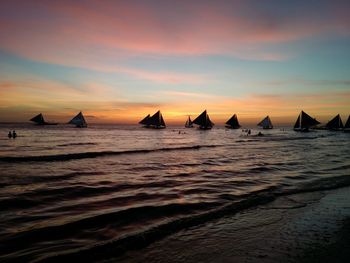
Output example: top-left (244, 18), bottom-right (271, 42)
top-left (294, 128), bottom-right (310, 132)
top-left (225, 125), bottom-right (240, 129)
top-left (198, 126), bottom-right (212, 130)
top-left (34, 122), bottom-right (58, 126)
top-left (144, 125), bottom-right (166, 129)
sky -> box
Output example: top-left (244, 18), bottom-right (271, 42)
top-left (0, 0), bottom-right (350, 125)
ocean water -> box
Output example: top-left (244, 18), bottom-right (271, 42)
top-left (0, 123), bottom-right (349, 262)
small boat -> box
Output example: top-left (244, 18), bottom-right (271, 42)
top-left (185, 116), bottom-right (193, 128)
top-left (326, 114), bottom-right (343, 131)
top-left (139, 114), bottom-right (151, 128)
top-left (68, 111), bottom-right (87, 128)
top-left (344, 115), bottom-right (350, 133)
top-left (257, 116), bottom-right (273, 129)
top-left (225, 114), bottom-right (241, 129)
top-left (141, 110), bottom-right (166, 129)
top-left (30, 113), bottom-right (58, 125)
top-left (192, 110), bottom-right (214, 130)
top-left (293, 111), bottom-right (320, 132)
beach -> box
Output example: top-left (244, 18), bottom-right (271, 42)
top-left (2, 1), bottom-right (350, 262)
top-left (116, 186), bottom-right (350, 263)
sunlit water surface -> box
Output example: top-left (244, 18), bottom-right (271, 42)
top-left (0, 124), bottom-right (349, 262)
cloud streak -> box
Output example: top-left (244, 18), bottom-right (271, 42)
top-left (0, 0), bottom-right (350, 122)
top-left (1, 0), bottom-right (350, 70)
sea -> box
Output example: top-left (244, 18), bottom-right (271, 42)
top-left (0, 123), bottom-right (349, 262)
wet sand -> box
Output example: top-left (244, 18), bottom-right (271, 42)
top-left (116, 186), bottom-right (350, 263)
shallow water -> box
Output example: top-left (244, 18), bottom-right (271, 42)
top-left (0, 124), bottom-right (349, 262)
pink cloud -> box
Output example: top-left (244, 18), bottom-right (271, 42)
top-left (1, 0), bottom-right (349, 72)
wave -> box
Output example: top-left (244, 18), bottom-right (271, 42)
top-left (31, 193), bottom-right (275, 263)
top-left (31, 175), bottom-right (350, 263)
top-left (57, 142), bottom-right (97, 147)
top-left (262, 136), bottom-right (318, 142)
top-left (0, 145), bottom-right (222, 163)
top-left (0, 171), bottom-right (107, 188)
top-left (0, 179), bottom-right (185, 211)
top-left (1, 202), bottom-right (219, 259)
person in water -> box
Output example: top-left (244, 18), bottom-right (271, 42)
top-left (8, 131), bottom-right (12, 138)
top-left (12, 130), bottom-right (17, 138)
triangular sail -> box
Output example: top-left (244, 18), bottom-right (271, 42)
top-left (345, 115), bottom-right (350, 129)
top-left (326, 114), bottom-right (343, 129)
top-left (294, 115), bottom-right (301, 129)
top-left (193, 111), bottom-right (207, 126)
top-left (30, 113), bottom-right (45, 124)
top-left (193, 110), bottom-right (214, 128)
top-left (300, 111), bottom-right (320, 128)
top-left (257, 116), bottom-right (273, 129)
top-left (30, 113), bottom-right (58, 125)
top-left (139, 114), bottom-right (150, 125)
top-left (294, 111), bottom-right (320, 130)
top-left (225, 114), bottom-right (240, 128)
top-left (160, 114), bottom-right (166, 127)
top-left (69, 112), bottom-right (87, 127)
top-left (147, 110), bottom-right (166, 127)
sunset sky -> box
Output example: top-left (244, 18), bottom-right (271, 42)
top-left (0, 0), bottom-right (350, 124)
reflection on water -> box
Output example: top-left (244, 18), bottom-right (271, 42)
top-left (0, 124), bottom-right (349, 262)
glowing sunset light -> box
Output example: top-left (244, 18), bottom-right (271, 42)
top-left (0, 0), bottom-right (349, 124)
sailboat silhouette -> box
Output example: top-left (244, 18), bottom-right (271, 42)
top-left (225, 114), bottom-right (241, 129)
top-left (193, 110), bottom-right (214, 130)
top-left (68, 112), bottom-right (87, 128)
top-left (185, 116), bottom-right (193, 128)
top-left (139, 111), bottom-right (166, 129)
top-left (326, 114), bottom-right (343, 131)
top-left (293, 111), bottom-right (320, 132)
top-left (257, 116), bottom-right (273, 129)
top-left (30, 113), bottom-right (58, 125)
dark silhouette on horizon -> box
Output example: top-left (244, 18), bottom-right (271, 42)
top-left (225, 114), bottom-right (241, 129)
top-left (30, 113), bottom-right (58, 125)
top-left (257, 116), bottom-right (273, 129)
top-left (139, 110), bottom-right (166, 129)
top-left (68, 111), bottom-right (88, 128)
top-left (294, 111), bottom-right (320, 132)
top-left (192, 110), bottom-right (214, 130)
top-left (185, 115), bottom-right (193, 128)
